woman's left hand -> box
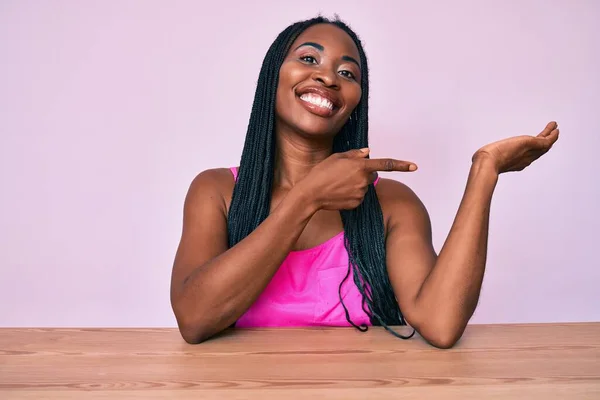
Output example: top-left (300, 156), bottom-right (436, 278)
top-left (472, 121), bottom-right (560, 174)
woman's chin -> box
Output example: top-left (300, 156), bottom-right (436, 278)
top-left (293, 122), bottom-right (340, 139)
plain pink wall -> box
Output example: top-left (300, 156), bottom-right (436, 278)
top-left (1, 0), bottom-right (598, 327)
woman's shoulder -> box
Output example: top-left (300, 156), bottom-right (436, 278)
top-left (189, 167), bottom-right (235, 190)
top-left (185, 168), bottom-right (237, 211)
top-left (191, 167), bottom-right (235, 183)
top-left (375, 177), bottom-right (420, 202)
top-left (375, 178), bottom-right (431, 228)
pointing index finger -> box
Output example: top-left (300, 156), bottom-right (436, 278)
top-left (364, 158), bottom-right (418, 172)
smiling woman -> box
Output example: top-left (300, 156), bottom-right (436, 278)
top-left (169, 16), bottom-right (559, 348)
top-left (278, 34), bottom-right (361, 126)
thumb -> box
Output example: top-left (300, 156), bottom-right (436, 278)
top-left (342, 148), bottom-right (370, 158)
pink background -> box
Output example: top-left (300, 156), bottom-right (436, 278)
top-left (1, 0), bottom-right (598, 327)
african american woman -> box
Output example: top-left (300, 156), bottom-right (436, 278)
top-left (169, 17), bottom-right (560, 348)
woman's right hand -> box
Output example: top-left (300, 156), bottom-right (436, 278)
top-left (299, 148), bottom-right (418, 211)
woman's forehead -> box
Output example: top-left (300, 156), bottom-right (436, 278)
top-left (289, 24), bottom-right (360, 60)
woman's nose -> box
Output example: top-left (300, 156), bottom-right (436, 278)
top-left (312, 67), bottom-right (339, 88)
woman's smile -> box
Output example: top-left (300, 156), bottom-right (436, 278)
top-left (296, 87), bottom-right (340, 118)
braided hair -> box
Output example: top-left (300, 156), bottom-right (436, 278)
top-left (227, 16), bottom-right (414, 339)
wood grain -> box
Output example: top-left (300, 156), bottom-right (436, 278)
top-left (1, 323), bottom-right (599, 399)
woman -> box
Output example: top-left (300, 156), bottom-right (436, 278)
top-left (169, 16), bottom-right (559, 348)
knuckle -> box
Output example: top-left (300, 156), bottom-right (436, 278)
top-left (352, 160), bottom-right (364, 173)
top-left (384, 159), bottom-right (394, 171)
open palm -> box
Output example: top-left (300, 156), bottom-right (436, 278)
top-left (473, 121), bottom-right (560, 174)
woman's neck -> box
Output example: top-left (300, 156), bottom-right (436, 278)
top-left (274, 131), bottom-right (333, 189)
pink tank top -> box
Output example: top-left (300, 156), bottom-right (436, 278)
top-left (230, 167), bottom-right (378, 328)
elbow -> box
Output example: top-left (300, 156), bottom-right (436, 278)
top-left (176, 315), bottom-right (213, 344)
top-left (171, 302), bottom-right (212, 344)
top-left (171, 291), bottom-right (238, 344)
top-left (411, 318), bottom-right (465, 349)
top-left (180, 325), bottom-right (209, 344)
top-left (172, 301), bottom-right (232, 344)
top-left (426, 331), bottom-right (461, 349)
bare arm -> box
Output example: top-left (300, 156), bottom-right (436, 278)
top-left (170, 150), bottom-right (417, 344)
top-left (384, 122), bottom-right (559, 348)
top-left (383, 157), bottom-right (497, 349)
top-left (170, 169), bottom-right (317, 344)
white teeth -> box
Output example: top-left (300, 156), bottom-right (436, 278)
top-left (300, 93), bottom-right (334, 110)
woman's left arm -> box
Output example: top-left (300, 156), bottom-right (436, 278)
top-left (384, 121), bottom-right (560, 349)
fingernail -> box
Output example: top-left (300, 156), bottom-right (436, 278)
top-left (409, 164), bottom-right (417, 171)
top-left (360, 148), bottom-right (369, 153)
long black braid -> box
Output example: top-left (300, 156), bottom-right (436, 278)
top-left (227, 16), bottom-right (414, 339)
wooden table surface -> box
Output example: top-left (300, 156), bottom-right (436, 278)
top-left (1, 323), bottom-right (599, 399)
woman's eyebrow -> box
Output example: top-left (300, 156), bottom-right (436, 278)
top-left (294, 42), bottom-right (361, 69)
top-left (342, 55), bottom-right (360, 69)
top-left (294, 42), bottom-right (360, 68)
top-left (294, 42), bottom-right (324, 51)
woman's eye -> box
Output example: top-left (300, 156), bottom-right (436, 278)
top-left (339, 70), bottom-right (355, 80)
top-left (300, 55), bottom-right (317, 64)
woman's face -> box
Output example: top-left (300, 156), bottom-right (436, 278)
top-left (275, 24), bottom-right (363, 139)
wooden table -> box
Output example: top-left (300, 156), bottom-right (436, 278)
top-left (1, 323), bottom-right (599, 399)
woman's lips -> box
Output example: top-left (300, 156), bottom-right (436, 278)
top-left (297, 93), bottom-right (337, 117)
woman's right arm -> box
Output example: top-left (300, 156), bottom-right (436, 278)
top-left (170, 150), bottom-right (414, 344)
top-left (170, 169), bottom-right (318, 344)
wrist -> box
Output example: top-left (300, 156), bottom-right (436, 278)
top-left (472, 153), bottom-right (499, 177)
top-left (469, 154), bottom-right (499, 187)
top-left (287, 183), bottom-right (320, 218)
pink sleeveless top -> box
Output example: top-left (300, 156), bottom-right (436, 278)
top-left (230, 167), bottom-right (378, 328)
